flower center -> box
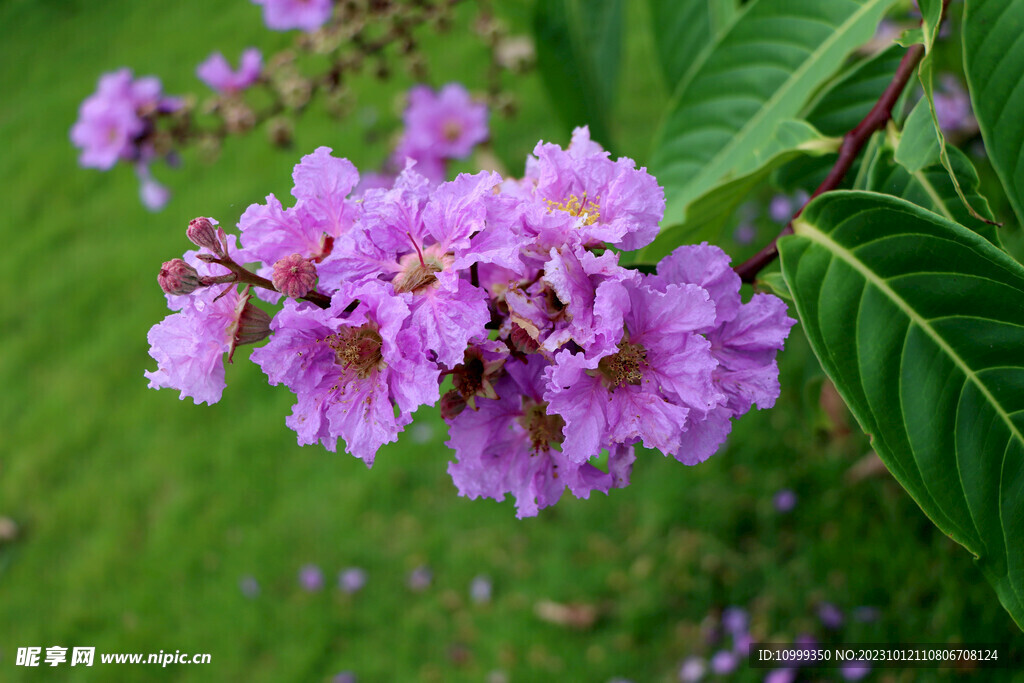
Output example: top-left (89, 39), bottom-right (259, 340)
top-left (598, 341), bottom-right (648, 388)
top-left (517, 400), bottom-right (565, 454)
top-left (326, 323), bottom-right (383, 379)
top-left (545, 193), bottom-right (601, 226)
top-left (442, 120), bottom-right (463, 143)
top-left (393, 241), bottom-right (451, 294)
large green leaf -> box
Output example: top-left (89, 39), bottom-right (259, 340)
top-left (804, 44), bottom-right (906, 137)
top-left (774, 44), bottom-right (905, 194)
top-left (964, 0), bottom-right (1024, 226)
top-left (649, 0), bottom-right (898, 223)
top-left (893, 97), bottom-right (940, 172)
top-left (630, 120), bottom-right (837, 262)
top-left (779, 191), bottom-right (1024, 629)
top-left (647, 0), bottom-right (737, 92)
top-left (869, 137), bottom-right (1001, 245)
top-left (532, 0), bottom-right (624, 146)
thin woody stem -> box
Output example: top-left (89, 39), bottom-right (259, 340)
top-left (208, 255), bottom-right (332, 309)
top-left (733, 41), bottom-right (925, 284)
top-left (735, 0), bottom-right (956, 285)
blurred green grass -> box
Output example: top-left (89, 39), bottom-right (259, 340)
top-left (1, 0), bottom-right (1022, 681)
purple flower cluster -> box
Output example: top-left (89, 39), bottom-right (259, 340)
top-left (197, 48), bottom-right (263, 94)
top-left (146, 127), bottom-right (794, 517)
top-left (390, 83), bottom-right (489, 184)
top-left (70, 68), bottom-right (181, 210)
top-left (252, 0), bottom-right (333, 32)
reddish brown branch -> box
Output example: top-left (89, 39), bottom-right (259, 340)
top-left (734, 42), bottom-right (925, 284)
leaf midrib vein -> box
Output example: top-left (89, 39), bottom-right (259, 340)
top-left (794, 217), bottom-right (1024, 455)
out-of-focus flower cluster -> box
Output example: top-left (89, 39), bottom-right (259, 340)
top-left (146, 126), bottom-right (795, 517)
top-left (71, 0), bottom-right (531, 211)
top-left (69, 69), bottom-right (183, 210)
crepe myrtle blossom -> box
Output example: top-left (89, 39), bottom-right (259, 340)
top-left (544, 275), bottom-right (724, 464)
top-left (330, 165), bottom-right (522, 368)
top-left (250, 280), bottom-right (439, 464)
top-left (145, 129), bottom-right (794, 516)
top-left (252, 0), bottom-right (333, 32)
top-left (446, 353), bottom-right (634, 518)
top-left (71, 69), bottom-right (182, 209)
top-left (647, 243), bottom-right (796, 464)
top-left (197, 48), bottom-right (263, 94)
top-left (393, 83), bottom-right (489, 168)
top-left (519, 126), bottom-right (665, 252)
top-left (71, 68), bottom-right (181, 170)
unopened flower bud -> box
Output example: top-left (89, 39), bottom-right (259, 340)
top-left (272, 253), bottom-right (318, 298)
top-left (440, 389), bottom-right (468, 420)
top-left (227, 292), bottom-right (272, 362)
top-left (187, 217), bottom-right (223, 255)
top-left (158, 258), bottom-right (201, 295)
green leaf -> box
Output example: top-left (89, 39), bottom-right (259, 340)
top-left (532, 0), bottom-right (624, 146)
top-left (774, 45), bottom-right (904, 195)
top-left (894, 98), bottom-right (940, 172)
top-left (779, 190), bottom-right (1024, 629)
top-left (869, 136), bottom-right (1001, 245)
top-left (631, 120), bottom-right (838, 262)
top-left (914, 0), bottom-right (992, 225)
top-left (756, 271), bottom-right (792, 300)
top-left (964, 0), bottom-right (1024, 227)
top-left (650, 0), bottom-right (898, 224)
top-left (647, 0), bottom-right (738, 91)
top-left (804, 44), bottom-right (906, 137)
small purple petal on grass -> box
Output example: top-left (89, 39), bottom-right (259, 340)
top-left (332, 672), bottom-right (357, 683)
top-left (338, 567), bottom-right (367, 594)
top-left (733, 632), bottom-right (752, 656)
top-left (773, 489), bottom-right (798, 513)
top-left (408, 566), bottom-right (432, 592)
top-left (239, 575), bottom-right (260, 598)
top-left (853, 606), bottom-right (880, 622)
top-left (818, 602), bottom-right (844, 630)
top-left (299, 564), bottom-right (324, 591)
top-left (678, 656), bottom-right (705, 682)
top-left (470, 575), bottom-right (492, 604)
top-left (794, 633), bottom-right (818, 649)
top-left (722, 606), bottom-right (748, 635)
top-left (763, 669), bottom-right (796, 683)
top-left (841, 660), bottom-right (871, 680)
top-left (710, 650), bottom-right (738, 675)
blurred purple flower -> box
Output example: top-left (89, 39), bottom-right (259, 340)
top-left (934, 76), bottom-right (976, 134)
top-left (773, 489), bottom-right (798, 513)
top-left (852, 606), bottom-right (880, 623)
top-left (408, 566), bottom-right (433, 592)
top-left (678, 656), bottom-right (705, 682)
top-left (710, 650), bottom-right (738, 675)
top-left (397, 83), bottom-right (488, 162)
top-left (733, 223), bottom-right (756, 245)
top-left (137, 165), bottom-right (171, 211)
top-left (794, 633), bottom-right (818, 650)
top-left (332, 672), bottom-right (357, 683)
top-left (338, 567), bottom-right (367, 594)
top-left (769, 195), bottom-right (792, 223)
top-left (763, 669), bottom-right (796, 683)
top-left (470, 575), bottom-right (493, 604)
top-left (299, 564), bottom-right (324, 591)
top-left (722, 606), bottom-right (748, 635)
top-left (840, 660), bottom-right (871, 680)
top-left (252, 0), bottom-right (333, 31)
top-left (239, 575), bottom-right (260, 598)
top-left (197, 48), bottom-right (262, 94)
top-left (733, 632), bottom-right (753, 656)
top-left (818, 602), bottom-right (845, 630)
